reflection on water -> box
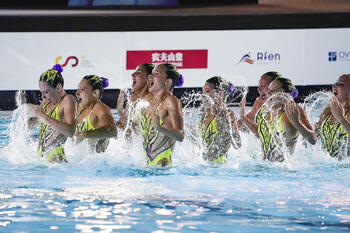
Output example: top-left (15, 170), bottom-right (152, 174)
top-left (1, 165), bottom-right (350, 232)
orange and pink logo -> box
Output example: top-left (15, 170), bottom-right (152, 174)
top-left (237, 53), bottom-right (254, 64)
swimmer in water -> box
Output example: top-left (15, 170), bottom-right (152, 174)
top-left (27, 64), bottom-right (76, 162)
top-left (140, 63), bottom-right (184, 167)
top-left (116, 63), bottom-right (154, 132)
top-left (75, 75), bottom-right (117, 153)
top-left (315, 74), bottom-right (350, 160)
top-left (238, 71), bottom-right (280, 131)
top-left (240, 76), bottom-right (316, 162)
top-left (199, 76), bottom-right (241, 164)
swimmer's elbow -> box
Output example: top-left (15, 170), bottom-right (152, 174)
top-left (177, 131), bottom-right (184, 142)
top-left (309, 134), bottom-right (318, 145)
top-left (105, 125), bottom-right (118, 138)
top-left (67, 128), bottom-right (75, 138)
top-left (111, 127), bottom-right (118, 137)
top-left (66, 123), bottom-right (78, 138)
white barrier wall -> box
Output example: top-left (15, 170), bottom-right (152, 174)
top-left (0, 28), bottom-right (349, 90)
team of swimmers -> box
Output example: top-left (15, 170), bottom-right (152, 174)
top-left (25, 63), bottom-right (350, 165)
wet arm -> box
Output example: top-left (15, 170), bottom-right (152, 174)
top-left (330, 96), bottom-right (350, 139)
top-left (85, 110), bottom-right (117, 138)
top-left (230, 111), bottom-right (241, 149)
top-left (116, 103), bottom-right (129, 130)
top-left (314, 107), bottom-right (331, 137)
top-left (246, 98), bottom-right (262, 121)
top-left (286, 102), bottom-right (317, 145)
top-left (155, 99), bottom-right (184, 142)
top-left (28, 97), bottom-right (76, 138)
top-left (28, 117), bottom-right (39, 129)
top-left (239, 95), bottom-right (259, 137)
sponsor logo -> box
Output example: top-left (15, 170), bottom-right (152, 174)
top-left (328, 51), bottom-right (350, 62)
top-left (237, 51), bottom-right (281, 65)
top-left (126, 50), bottom-right (208, 69)
top-left (328, 52), bottom-right (337, 61)
top-left (55, 56), bottom-right (93, 68)
top-left (237, 53), bottom-right (254, 64)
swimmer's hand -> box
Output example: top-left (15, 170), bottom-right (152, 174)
top-left (330, 96), bottom-right (345, 122)
top-left (74, 131), bottom-right (86, 144)
top-left (26, 103), bottom-right (45, 117)
top-left (285, 100), bottom-right (300, 124)
top-left (117, 90), bottom-right (127, 116)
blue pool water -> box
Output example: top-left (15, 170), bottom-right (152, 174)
top-left (1, 102), bottom-right (350, 233)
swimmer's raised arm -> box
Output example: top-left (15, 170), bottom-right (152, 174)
top-left (27, 95), bottom-right (76, 138)
top-left (285, 101), bottom-right (317, 145)
top-left (229, 110), bottom-right (241, 149)
top-left (239, 94), bottom-right (259, 137)
top-left (329, 96), bottom-right (350, 144)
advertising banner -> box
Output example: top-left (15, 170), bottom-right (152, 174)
top-left (0, 29), bottom-right (349, 90)
top-left (0, 32), bottom-right (122, 90)
top-left (126, 50), bottom-right (208, 69)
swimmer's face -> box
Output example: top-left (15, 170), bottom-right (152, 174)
top-left (258, 75), bottom-right (272, 101)
top-left (202, 82), bottom-right (219, 105)
top-left (76, 79), bottom-right (95, 107)
top-left (39, 81), bottom-right (58, 103)
top-left (333, 74), bottom-right (350, 102)
top-left (148, 64), bottom-right (168, 93)
top-left (131, 65), bottom-right (149, 93)
top-left (267, 80), bottom-right (284, 97)
top-left (266, 80), bottom-right (287, 109)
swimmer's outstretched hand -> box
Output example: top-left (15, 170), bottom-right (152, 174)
top-left (285, 100), bottom-right (300, 124)
top-left (116, 90), bottom-right (127, 116)
top-left (26, 103), bottom-right (44, 117)
top-left (330, 96), bottom-right (345, 122)
top-left (239, 94), bottom-right (247, 119)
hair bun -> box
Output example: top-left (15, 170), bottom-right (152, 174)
top-left (176, 74), bottom-right (184, 87)
top-left (101, 77), bottom-right (109, 88)
top-left (229, 82), bottom-right (235, 94)
top-left (52, 64), bottom-right (63, 73)
top-left (292, 89), bottom-right (298, 98)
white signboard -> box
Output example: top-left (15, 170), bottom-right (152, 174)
top-left (0, 28), bottom-right (349, 90)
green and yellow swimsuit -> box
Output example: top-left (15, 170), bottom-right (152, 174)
top-left (38, 98), bottom-right (67, 162)
top-left (140, 99), bottom-right (174, 166)
top-left (199, 115), bottom-right (229, 164)
top-left (76, 109), bottom-right (109, 153)
top-left (320, 113), bottom-right (348, 158)
top-left (255, 107), bottom-right (297, 162)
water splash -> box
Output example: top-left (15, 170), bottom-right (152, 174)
top-left (3, 90), bottom-right (38, 164)
top-left (303, 90), bottom-right (333, 125)
top-left (0, 89), bottom-right (343, 171)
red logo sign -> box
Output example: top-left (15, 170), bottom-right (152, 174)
top-left (126, 50), bottom-right (208, 69)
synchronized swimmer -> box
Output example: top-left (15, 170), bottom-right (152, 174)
top-left (25, 63), bottom-right (350, 165)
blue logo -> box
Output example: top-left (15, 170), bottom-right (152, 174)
top-left (328, 52), bottom-right (337, 61)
